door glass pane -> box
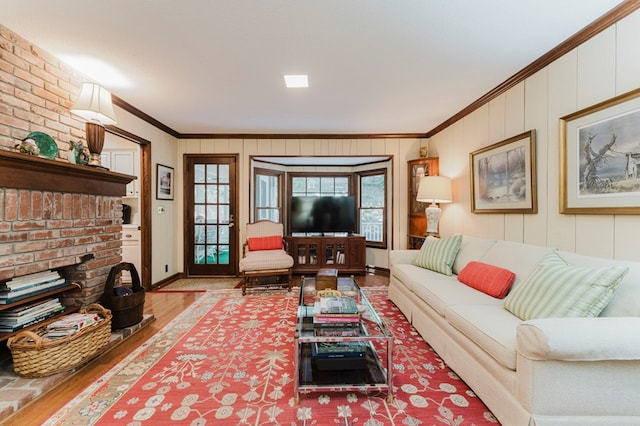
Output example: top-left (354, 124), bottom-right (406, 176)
top-left (219, 205), bottom-right (229, 223)
top-left (206, 185), bottom-right (218, 203)
top-left (194, 225), bottom-right (205, 244)
top-left (206, 205), bottom-right (217, 223)
top-left (207, 164), bottom-right (218, 183)
top-left (219, 225), bottom-right (229, 244)
top-left (206, 225), bottom-right (217, 244)
top-left (206, 246), bottom-right (216, 263)
top-left (195, 165), bottom-right (205, 183)
top-left (219, 245), bottom-right (229, 264)
top-left (195, 245), bottom-right (205, 264)
top-left (195, 185), bottom-right (205, 203)
top-left (219, 164), bottom-right (229, 183)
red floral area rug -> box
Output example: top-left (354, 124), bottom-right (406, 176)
top-left (45, 288), bottom-right (498, 425)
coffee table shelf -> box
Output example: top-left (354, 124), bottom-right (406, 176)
top-left (293, 276), bottom-right (393, 403)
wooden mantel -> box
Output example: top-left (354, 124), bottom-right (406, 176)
top-left (0, 149), bottom-right (135, 196)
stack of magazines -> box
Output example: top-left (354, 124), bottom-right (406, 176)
top-left (312, 296), bottom-right (360, 326)
top-left (45, 312), bottom-right (101, 339)
top-left (0, 298), bottom-right (65, 332)
top-left (0, 271), bottom-right (67, 304)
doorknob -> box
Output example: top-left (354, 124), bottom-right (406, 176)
top-left (229, 213), bottom-right (235, 228)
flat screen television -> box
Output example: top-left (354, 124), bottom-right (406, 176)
top-left (289, 196), bottom-right (356, 234)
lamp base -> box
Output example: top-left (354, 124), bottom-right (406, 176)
top-left (88, 152), bottom-right (103, 167)
top-left (425, 203), bottom-right (441, 238)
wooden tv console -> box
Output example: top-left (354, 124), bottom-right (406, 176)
top-left (285, 235), bottom-right (366, 275)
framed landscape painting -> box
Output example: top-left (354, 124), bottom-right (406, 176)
top-left (470, 130), bottom-right (537, 213)
top-left (560, 88), bottom-right (640, 214)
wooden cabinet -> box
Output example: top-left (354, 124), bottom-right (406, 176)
top-left (408, 157), bottom-right (439, 245)
top-left (285, 235), bottom-right (366, 275)
top-left (121, 226), bottom-right (141, 283)
top-left (102, 150), bottom-right (139, 197)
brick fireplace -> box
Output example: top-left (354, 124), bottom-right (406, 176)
top-left (0, 149), bottom-right (134, 306)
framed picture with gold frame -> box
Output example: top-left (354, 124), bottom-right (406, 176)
top-left (470, 130), bottom-right (537, 213)
top-left (560, 88), bottom-right (640, 214)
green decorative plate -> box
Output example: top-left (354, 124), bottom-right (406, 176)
top-left (27, 131), bottom-right (58, 159)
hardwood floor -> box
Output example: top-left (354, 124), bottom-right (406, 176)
top-left (3, 274), bottom-right (388, 425)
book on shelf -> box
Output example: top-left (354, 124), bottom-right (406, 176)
top-left (0, 306), bottom-right (65, 332)
top-left (0, 278), bottom-right (68, 304)
top-left (0, 298), bottom-right (63, 321)
top-left (311, 341), bottom-right (369, 358)
top-left (1, 270), bottom-right (61, 291)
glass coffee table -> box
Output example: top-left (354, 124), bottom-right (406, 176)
top-left (293, 276), bottom-right (393, 403)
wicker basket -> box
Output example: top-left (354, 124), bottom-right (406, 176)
top-left (7, 303), bottom-right (112, 378)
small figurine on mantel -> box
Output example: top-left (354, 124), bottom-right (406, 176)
top-left (14, 137), bottom-right (40, 156)
top-left (67, 140), bottom-right (90, 165)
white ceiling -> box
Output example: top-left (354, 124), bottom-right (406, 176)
top-left (2, 0), bottom-right (625, 135)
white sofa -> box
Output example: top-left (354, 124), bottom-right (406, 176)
top-left (388, 235), bottom-right (640, 426)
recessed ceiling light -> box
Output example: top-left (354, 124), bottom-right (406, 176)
top-left (284, 74), bottom-right (309, 88)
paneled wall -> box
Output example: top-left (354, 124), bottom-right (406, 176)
top-left (431, 10), bottom-right (640, 262)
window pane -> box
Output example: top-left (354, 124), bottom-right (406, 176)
top-left (292, 177), bottom-right (306, 194)
top-left (361, 175), bottom-right (385, 207)
top-left (320, 177), bottom-right (334, 194)
top-left (335, 177), bottom-right (349, 195)
top-left (360, 209), bottom-right (383, 242)
top-left (306, 177), bottom-right (320, 194)
top-left (257, 175), bottom-right (278, 207)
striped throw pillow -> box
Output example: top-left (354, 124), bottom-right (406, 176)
top-left (504, 251), bottom-right (628, 320)
top-left (413, 234), bottom-right (462, 276)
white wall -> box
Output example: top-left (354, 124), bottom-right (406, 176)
top-left (431, 10), bottom-right (640, 262)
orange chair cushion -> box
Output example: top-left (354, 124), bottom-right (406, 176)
top-left (457, 261), bottom-right (515, 299)
top-left (247, 235), bottom-right (283, 251)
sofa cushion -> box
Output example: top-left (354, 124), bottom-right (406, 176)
top-left (414, 234), bottom-right (462, 276)
top-left (411, 275), bottom-right (503, 317)
top-left (239, 249), bottom-right (293, 272)
top-left (504, 251), bottom-right (628, 320)
top-left (452, 235), bottom-right (497, 274)
top-left (247, 235), bottom-right (282, 251)
top-left (457, 261), bottom-right (515, 299)
top-left (478, 240), bottom-right (553, 291)
top-left (446, 304), bottom-right (522, 370)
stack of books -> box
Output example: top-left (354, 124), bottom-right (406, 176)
top-left (45, 312), bottom-right (102, 339)
top-left (0, 297), bottom-right (65, 333)
top-left (312, 296), bottom-right (360, 326)
top-left (0, 271), bottom-right (68, 304)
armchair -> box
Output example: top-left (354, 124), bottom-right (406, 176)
top-left (238, 220), bottom-right (294, 295)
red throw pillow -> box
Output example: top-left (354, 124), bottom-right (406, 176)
top-left (247, 235), bottom-right (283, 251)
top-left (457, 261), bottom-right (515, 299)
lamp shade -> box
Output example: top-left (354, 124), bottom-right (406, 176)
top-left (71, 82), bottom-right (117, 125)
top-left (416, 176), bottom-right (452, 203)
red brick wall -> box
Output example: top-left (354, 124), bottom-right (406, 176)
top-left (0, 25), bottom-right (123, 306)
top-left (0, 24), bottom-right (85, 153)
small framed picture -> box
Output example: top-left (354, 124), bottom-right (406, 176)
top-left (156, 164), bottom-right (174, 200)
top-left (470, 130), bottom-right (537, 213)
